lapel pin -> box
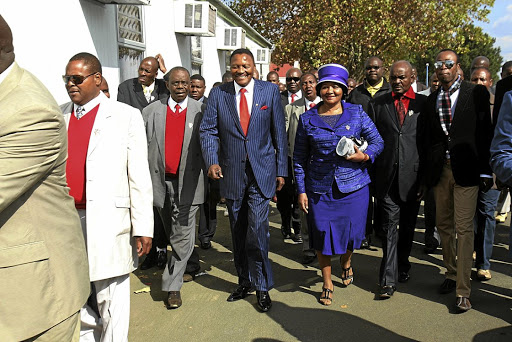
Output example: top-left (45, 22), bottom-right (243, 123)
top-left (408, 110), bottom-right (414, 116)
top-left (188, 123), bottom-right (193, 128)
top-left (255, 103), bottom-right (259, 106)
top-left (94, 129), bottom-right (100, 135)
top-left (346, 125), bottom-right (350, 130)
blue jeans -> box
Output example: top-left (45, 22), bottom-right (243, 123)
top-left (474, 188), bottom-right (500, 270)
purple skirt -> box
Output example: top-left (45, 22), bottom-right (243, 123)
top-left (307, 183), bottom-right (369, 255)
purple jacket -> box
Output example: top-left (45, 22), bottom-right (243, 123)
top-left (293, 101), bottom-right (383, 194)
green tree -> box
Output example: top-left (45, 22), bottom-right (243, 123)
top-left (229, 0), bottom-right (494, 81)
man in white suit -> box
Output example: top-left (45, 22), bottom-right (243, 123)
top-left (142, 66), bottom-right (206, 309)
top-left (61, 52), bottom-right (153, 341)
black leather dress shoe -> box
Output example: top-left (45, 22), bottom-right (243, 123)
top-left (140, 254), bottom-right (156, 270)
top-left (360, 237), bottom-right (370, 249)
top-left (302, 254), bottom-right (316, 265)
top-left (156, 250), bottom-right (167, 269)
top-left (456, 297), bottom-right (472, 312)
top-left (398, 272), bottom-right (410, 283)
top-left (439, 279), bottom-right (456, 294)
top-left (227, 285), bottom-right (254, 302)
top-left (200, 240), bottom-right (212, 250)
top-left (167, 291), bottom-right (182, 309)
top-left (256, 291), bottom-right (272, 312)
top-left (379, 285), bottom-right (396, 299)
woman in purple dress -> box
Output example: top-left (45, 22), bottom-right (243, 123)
top-left (294, 64), bottom-right (384, 305)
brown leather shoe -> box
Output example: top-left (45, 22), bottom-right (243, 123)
top-left (456, 297), bottom-right (471, 312)
top-left (167, 291), bottom-right (182, 309)
top-left (183, 273), bottom-right (194, 282)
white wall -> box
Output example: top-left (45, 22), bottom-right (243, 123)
top-left (2, 0), bottom-right (110, 104)
top-left (2, 0), bottom-right (271, 102)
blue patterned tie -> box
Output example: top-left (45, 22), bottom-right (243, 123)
top-left (76, 106), bottom-right (84, 119)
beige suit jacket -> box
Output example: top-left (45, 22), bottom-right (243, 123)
top-left (0, 63), bottom-right (90, 341)
top-left (61, 92), bottom-right (154, 281)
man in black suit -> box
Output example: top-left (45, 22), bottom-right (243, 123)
top-left (421, 49), bottom-right (493, 312)
top-left (189, 74), bottom-right (218, 250)
top-left (117, 56), bottom-right (170, 271)
top-left (411, 65), bottom-right (428, 93)
top-left (493, 61), bottom-right (512, 126)
top-left (117, 57), bottom-right (169, 112)
top-left (190, 74), bottom-right (208, 104)
top-left (277, 67), bottom-right (303, 241)
top-left (348, 56), bottom-right (391, 247)
top-left (368, 61), bottom-right (426, 298)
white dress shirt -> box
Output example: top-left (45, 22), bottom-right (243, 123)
top-left (73, 92), bottom-right (102, 118)
top-left (288, 90), bottom-right (302, 103)
top-left (234, 78), bottom-right (255, 117)
top-left (168, 96), bottom-right (188, 112)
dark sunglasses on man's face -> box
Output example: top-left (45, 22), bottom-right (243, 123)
top-left (366, 65), bottom-right (381, 71)
top-left (286, 77), bottom-right (301, 83)
top-left (434, 60), bottom-right (456, 70)
top-left (62, 72), bottom-right (96, 85)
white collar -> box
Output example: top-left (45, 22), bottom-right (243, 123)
top-left (73, 91), bottom-right (103, 115)
top-left (168, 96), bottom-right (188, 110)
top-left (0, 62), bottom-right (15, 86)
top-left (234, 78), bottom-right (255, 95)
top-left (305, 96), bottom-right (321, 107)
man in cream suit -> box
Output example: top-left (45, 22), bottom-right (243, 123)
top-left (61, 52), bottom-right (153, 341)
top-left (142, 66), bottom-right (206, 309)
top-left (0, 15), bottom-right (90, 342)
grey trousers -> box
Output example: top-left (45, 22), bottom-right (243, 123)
top-left (158, 178), bottom-right (199, 291)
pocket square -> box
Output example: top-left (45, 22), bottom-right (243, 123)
top-left (261, 105), bottom-right (268, 110)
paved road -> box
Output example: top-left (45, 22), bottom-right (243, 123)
top-left (129, 204), bottom-right (512, 341)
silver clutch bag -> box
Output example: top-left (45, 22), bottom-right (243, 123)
top-left (336, 136), bottom-right (368, 157)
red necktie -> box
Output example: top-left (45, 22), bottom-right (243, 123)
top-left (175, 104), bottom-right (181, 114)
top-left (291, 93), bottom-right (296, 103)
top-left (239, 88), bottom-right (250, 135)
top-left (309, 103), bottom-right (315, 108)
top-left (394, 95), bottom-right (405, 126)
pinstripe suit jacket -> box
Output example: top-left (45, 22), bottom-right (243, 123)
top-left (200, 79), bottom-right (288, 199)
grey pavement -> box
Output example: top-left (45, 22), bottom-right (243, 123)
top-left (129, 203), bottom-right (512, 341)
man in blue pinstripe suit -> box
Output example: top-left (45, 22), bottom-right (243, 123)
top-left (200, 49), bottom-right (288, 312)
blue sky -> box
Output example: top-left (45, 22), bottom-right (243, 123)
top-left (476, 0), bottom-right (512, 66)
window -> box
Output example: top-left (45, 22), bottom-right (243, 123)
top-left (117, 5), bottom-right (145, 82)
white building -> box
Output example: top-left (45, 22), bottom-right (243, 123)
top-left (2, 0), bottom-right (272, 104)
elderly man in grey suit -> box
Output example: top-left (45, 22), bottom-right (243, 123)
top-left (142, 66), bottom-right (206, 309)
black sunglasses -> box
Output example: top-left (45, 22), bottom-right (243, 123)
top-left (286, 77), bottom-right (301, 83)
top-left (365, 65), bottom-right (381, 71)
top-left (434, 60), bottom-right (456, 69)
top-left (62, 72), bottom-right (96, 85)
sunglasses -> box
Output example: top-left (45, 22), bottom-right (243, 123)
top-left (434, 60), bottom-right (456, 69)
top-left (286, 77), bottom-right (301, 83)
top-left (62, 72), bottom-right (96, 85)
top-left (365, 65), bottom-right (381, 71)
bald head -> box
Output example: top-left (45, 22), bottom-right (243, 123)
top-left (286, 67), bottom-right (302, 93)
top-left (470, 56), bottom-right (490, 72)
top-left (389, 60), bottom-right (413, 95)
top-left (0, 15), bottom-right (15, 74)
top-left (138, 57), bottom-right (159, 86)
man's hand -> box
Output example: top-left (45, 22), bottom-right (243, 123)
top-left (135, 236), bottom-right (152, 257)
top-left (276, 177), bottom-right (285, 191)
top-left (208, 164), bottom-right (223, 180)
top-left (155, 54), bottom-right (167, 74)
top-left (298, 193), bottom-right (309, 214)
top-left (479, 177), bottom-right (493, 192)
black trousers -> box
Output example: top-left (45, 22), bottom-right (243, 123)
top-left (378, 177), bottom-right (420, 286)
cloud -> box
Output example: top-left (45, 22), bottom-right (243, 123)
top-left (496, 35), bottom-right (512, 49)
top-left (493, 4), bottom-right (512, 28)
